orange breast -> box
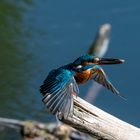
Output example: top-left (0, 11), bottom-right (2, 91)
top-left (74, 70), bottom-right (91, 84)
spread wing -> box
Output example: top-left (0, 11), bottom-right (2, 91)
top-left (40, 69), bottom-right (79, 117)
top-left (90, 65), bottom-right (125, 99)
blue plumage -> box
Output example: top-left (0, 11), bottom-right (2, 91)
top-left (41, 67), bottom-right (79, 117)
top-left (73, 55), bottom-right (95, 65)
top-left (40, 54), bottom-right (124, 117)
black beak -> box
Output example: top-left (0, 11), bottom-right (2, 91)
top-left (98, 58), bottom-right (125, 65)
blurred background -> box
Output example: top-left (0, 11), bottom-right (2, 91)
top-left (0, 0), bottom-right (140, 139)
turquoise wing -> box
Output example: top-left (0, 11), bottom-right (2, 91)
top-left (40, 69), bottom-right (79, 117)
top-left (90, 65), bottom-right (125, 99)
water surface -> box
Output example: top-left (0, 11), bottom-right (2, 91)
top-left (0, 0), bottom-right (140, 139)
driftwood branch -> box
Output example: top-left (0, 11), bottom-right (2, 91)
top-left (58, 97), bottom-right (140, 140)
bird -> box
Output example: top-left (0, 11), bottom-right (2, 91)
top-left (40, 54), bottom-right (124, 118)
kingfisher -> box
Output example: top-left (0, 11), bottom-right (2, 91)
top-left (40, 54), bottom-right (124, 118)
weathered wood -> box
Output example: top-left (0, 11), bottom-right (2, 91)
top-left (58, 96), bottom-right (140, 140)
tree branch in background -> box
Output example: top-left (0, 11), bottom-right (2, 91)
top-left (87, 23), bottom-right (111, 56)
top-left (0, 117), bottom-right (93, 140)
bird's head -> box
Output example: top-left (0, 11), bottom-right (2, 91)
top-left (72, 54), bottom-right (124, 72)
top-left (73, 54), bottom-right (124, 65)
